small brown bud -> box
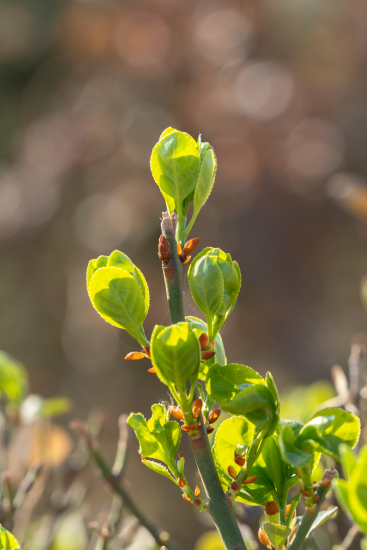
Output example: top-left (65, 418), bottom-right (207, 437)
top-left (182, 494), bottom-right (191, 502)
top-left (178, 452), bottom-right (184, 459)
top-left (144, 346), bottom-right (151, 359)
top-left (206, 425), bottom-right (214, 434)
top-left (195, 486), bottom-right (200, 497)
top-left (208, 409), bottom-right (221, 424)
top-left (125, 352), bottom-right (145, 360)
top-left (192, 398), bottom-right (202, 418)
top-left (199, 333), bottom-right (209, 350)
top-left (243, 475), bottom-right (257, 485)
top-left (289, 524), bottom-right (299, 543)
top-left (234, 455), bottom-right (246, 467)
top-left (158, 235), bottom-right (171, 262)
top-left (183, 237), bottom-right (200, 254)
top-left (202, 350), bottom-right (216, 360)
top-left (312, 495), bottom-right (321, 504)
top-left (168, 406), bottom-right (184, 421)
top-left (231, 481), bottom-right (240, 491)
top-left (176, 242), bottom-right (182, 254)
top-left (265, 501), bottom-right (280, 516)
top-left (319, 478), bottom-right (331, 487)
top-left (193, 498), bottom-right (201, 507)
top-left (181, 424), bottom-right (197, 432)
top-left (258, 528), bottom-right (270, 547)
top-left (178, 477), bottom-right (185, 488)
top-left (228, 465), bottom-right (237, 479)
top-left (178, 252), bottom-right (191, 264)
top-left (148, 367), bottom-right (157, 374)
top-left (300, 488), bottom-right (311, 498)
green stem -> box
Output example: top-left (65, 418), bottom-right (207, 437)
top-left (176, 215), bottom-right (186, 248)
top-left (285, 494), bottom-right (301, 528)
top-left (287, 469), bottom-right (337, 550)
top-left (161, 225), bottom-right (247, 550)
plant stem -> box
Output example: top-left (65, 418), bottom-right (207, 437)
top-left (70, 420), bottom-right (179, 550)
top-left (160, 221), bottom-right (247, 550)
top-left (287, 469), bottom-right (337, 550)
top-left (161, 215), bottom-right (185, 324)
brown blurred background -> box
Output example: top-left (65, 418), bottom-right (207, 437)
top-left (1, 0), bottom-right (367, 547)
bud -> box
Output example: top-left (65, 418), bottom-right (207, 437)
top-left (179, 253), bottom-right (191, 264)
top-left (181, 424), bottom-right (197, 432)
top-left (195, 486), bottom-right (200, 497)
top-left (208, 409), bottom-right (221, 424)
top-left (235, 444), bottom-right (249, 456)
top-left (198, 333), bottom-right (209, 350)
top-left (202, 350), bottom-right (216, 360)
top-left (230, 481), bottom-right (240, 491)
top-left (178, 477), bottom-right (185, 488)
top-left (289, 524), bottom-right (299, 543)
top-left (258, 528), bottom-right (270, 548)
top-left (192, 398), bottom-right (202, 418)
top-left (148, 367), bottom-right (157, 374)
top-left (228, 465), bottom-right (237, 479)
top-left (300, 488), bottom-right (311, 498)
top-left (312, 495), bottom-right (320, 504)
top-left (125, 352), bottom-right (145, 360)
top-left (168, 406), bottom-right (184, 421)
top-left (178, 452), bottom-right (184, 459)
top-left (206, 425), bottom-right (214, 434)
top-left (265, 501), bottom-right (280, 516)
top-left (158, 235), bottom-right (171, 262)
top-left (318, 478), bottom-right (331, 487)
top-left (182, 494), bottom-right (191, 502)
top-left (193, 498), bottom-right (201, 507)
top-left (243, 475), bottom-right (257, 485)
top-left (234, 455), bottom-right (246, 467)
top-left (177, 242), bottom-right (182, 255)
top-left (144, 346), bottom-right (151, 359)
top-left (183, 238), bottom-right (200, 255)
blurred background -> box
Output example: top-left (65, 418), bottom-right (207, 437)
top-left (1, 0), bottom-right (367, 548)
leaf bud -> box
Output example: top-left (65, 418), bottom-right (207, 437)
top-left (228, 465), bottom-right (237, 479)
top-left (158, 235), bottom-right (171, 262)
top-left (144, 346), bottom-right (151, 359)
top-left (289, 524), bottom-right (299, 543)
top-left (195, 486), bottom-right (200, 497)
top-left (183, 238), bottom-right (200, 255)
top-left (206, 425), bottom-right (214, 434)
top-left (192, 398), bottom-right (202, 418)
top-left (193, 498), bottom-right (201, 507)
top-left (312, 495), bottom-right (320, 504)
top-left (243, 475), bottom-right (257, 485)
top-left (318, 478), bottom-right (331, 487)
top-left (234, 455), bottom-right (246, 467)
top-left (178, 253), bottom-right (191, 264)
top-left (235, 444), bottom-right (249, 457)
top-left (178, 477), bottom-right (185, 488)
top-left (230, 481), bottom-right (240, 491)
top-left (202, 350), bottom-right (216, 360)
top-left (182, 494), bottom-right (191, 502)
top-left (265, 501), bottom-right (280, 516)
top-left (208, 409), bottom-right (221, 424)
top-left (258, 528), bottom-right (270, 548)
top-left (125, 352), bottom-right (146, 360)
top-left (178, 452), bottom-right (184, 459)
top-left (300, 488), bottom-right (311, 498)
top-left (168, 406), bottom-right (184, 421)
top-left (198, 333), bottom-right (209, 350)
top-left (181, 424), bottom-right (197, 432)
top-left (148, 367), bottom-right (157, 374)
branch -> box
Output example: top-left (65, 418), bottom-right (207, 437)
top-left (287, 469), bottom-right (337, 550)
top-left (70, 419), bottom-right (180, 550)
top-left (159, 218), bottom-right (248, 550)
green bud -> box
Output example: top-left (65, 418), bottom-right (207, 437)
top-left (235, 444), bottom-right (249, 457)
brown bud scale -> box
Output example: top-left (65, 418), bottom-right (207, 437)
top-left (168, 406), bottom-right (184, 421)
top-left (208, 409), bottom-right (221, 424)
top-left (300, 488), bottom-right (311, 498)
top-left (147, 367), bottom-right (157, 374)
top-left (265, 501), bottom-right (280, 516)
top-left (125, 352), bottom-right (145, 360)
top-left (193, 498), bottom-right (201, 507)
top-left (181, 424), bottom-right (197, 432)
top-left (199, 333), bottom-right (209, 351)
top-left (195, 486), bottom-right (200, 497)
top-left (228, 465), bottom-right (237, 479)
top-left (258, 528), bottom-right (270, 547)
top-left (192, 398), bottom-right (202, 418)
top-left (312, 495), bottom-right (321, 504)
top-left (158, 235), bottom-right (171, 262)
top-left (178, 452), bottom-right (184, 459)
top-left (231, 481), bottom-right (240, 491)
top-left (243, 475), bottom-right (257, 485)
top-left (144, 346), bottom-right (151, 359)
top-left (182, 494), bottom-right (191, 502)
top-left (234, 455), bottom-right (246, 467)
top-left (183, 237), bottom-right (200, 254)
top-left (206, 425), bottom-right (214, 434)
top-left (178, 477), bottom-right (185, 488)
top-left (202, 350), bottom-right (216, 360)
top-left (319, 478), bottom-right (331, 487)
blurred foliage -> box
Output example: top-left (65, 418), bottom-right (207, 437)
top-left (280, 381), bottom-right (336, 423)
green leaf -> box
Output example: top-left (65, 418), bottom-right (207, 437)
top-left (306, 507), bottom-right (338, 537)
top-left (279, 423), bottom-right (313, 468)
top-left (339, 443), bottom-right (357, 480)
top-left (150, 130), bottom-right (201, 207)
top-left (297, 408), bottom-right (360, 461)
top-left (206, 363), bottom-right (278, 431)
top-left (0, 526), bottom-right (20, 549)
top-left (142, 458), bottom-right (178, 485)
top-left (214, 416), bottom-right (255, 474)
top-left (86, 255), bottom-right (108, 288)
top-left (188, 256), bottom-right (224, 320)
top-left (192, 146), bottom-right (217, 220)
top-left (0, 351), bottom-right (28, 405)
top-left (185, 316), bottom-right (226, 380)
top-left (88, 266), bottom-right (148, 346)
top-left (150, 322), bottom-right (201, 393)
top-left (127, 404), bottom-right (181, 476)
top-left (262, 523), bottom-right (291, 550)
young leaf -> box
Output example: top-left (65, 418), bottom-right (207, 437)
top-left (127, 404), bottom-right (181, 477)
top-left (150, 130), bottom-right (201, 206)
top-left (0, 526), bottom-right (21, 549)
top-left (262, 523), bottom-right (291, 550)
top-left (306, 507), bottom-right (338, 537)
top-left (142, 458), bottom-right (178, 485)
top-left (185, 316), bottom-right (226, 380)
top-left (150, 322), bottom-right (201, 393)
top-left (214, 416), bottom-right (255, 473)
top-left (88, 267), bottom-right (148, 346)
top-left (0, 351), bottom-right (28, 405)
top-left (279, 422), bottom-right (313, 468)
top-left (86, 255), bottom-right (108, 287)
top-left (206, 364), bottom-right (278, 432)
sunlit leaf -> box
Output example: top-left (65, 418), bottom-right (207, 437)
top-left (262, 523), bottom-right (291, 550)
top-left (0, 351), bottom-right (28, 405)
top-left (185, 316), bottom-right (226, 380)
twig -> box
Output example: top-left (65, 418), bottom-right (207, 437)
top-left (70, 419), bottom-right (180, 550)
top-left (112, 415), bottom-right (128, 480)
top-left (13, 464), bottom-right (43, 510)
